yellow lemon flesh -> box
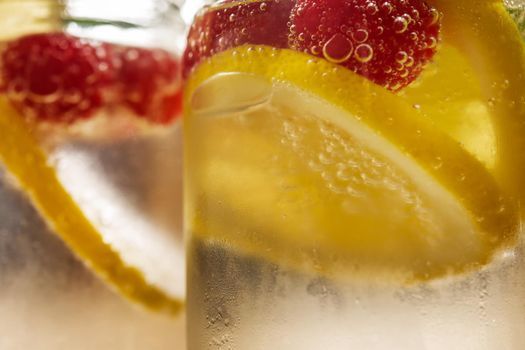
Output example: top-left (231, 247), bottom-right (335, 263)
top-left (184, 42), bottom-right (520, 281)
top-left (0, 99), bottom-right (184, 314)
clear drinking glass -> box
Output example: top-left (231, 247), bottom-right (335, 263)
top-left (0, 0), bottom-right (186, 348)
top-left (184, 0), bottom-right (525, 349)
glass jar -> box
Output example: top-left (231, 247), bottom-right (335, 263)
top-left (0, 0), bottom-right (186, 348)
top-left (183, 0), bottom-right (525, 349)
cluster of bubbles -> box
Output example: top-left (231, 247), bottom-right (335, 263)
top-left (288, 0), bottom-right (441, 90)
top-left (278, 108), bottom-right (432, 225)
top-left (183, 0), bottom-right (293, 76)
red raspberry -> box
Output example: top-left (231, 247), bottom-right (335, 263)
top-left (183, 0), bottom-right (294, 77)
top-left (289, 0), bottom-right (440, 90)
top-left (118, 47), bottom-right (182, 125)
top-left (0, 32), bottom-right (116, 123)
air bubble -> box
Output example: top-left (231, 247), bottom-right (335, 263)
top-left (322, 33), bottom-right (354, 63)
top-left (319, 152), bottom-right (333, 165)
top-left (6, 78), bottom-right (26, 101)
top-left (355, 44), bottom-right (373, 63)
top-left (395, 51), bottom-right (408, 64)
top-left (125, 49), bottom-right (139, 61)
top-left (321, 171), bottom-right (334, 181)
top-left (328, 183), bottom-right (347, 194)
top-left (337, 167), bottom-right (353, 180)
top-left (259, 2), bottom-right (267, 11)
top-left (426, 37), bottom-right (437, 49)
top-left (98, 62), bottom-right (109, 72)
top-left (64, 89), bottom-right (82, 104)
top-left (432, 156), bottom-right (443, 170)
top-left (428, 8), bottom-right (440, 26)
top-left (394, 17), bottom-right (409, 33)
top-left (352, 29), bottom-right (369, 43)
top-left (381, 2), bottom-right (393, 14)
top-left (366, 3), bottom-right (378, 15)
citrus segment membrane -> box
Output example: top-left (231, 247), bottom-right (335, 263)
top-left (0, 98), bottom-right (183, 314)
top-left (184, 46), bottom-right (519, 281)
top-left (425, 0), bottom-right (525, 201)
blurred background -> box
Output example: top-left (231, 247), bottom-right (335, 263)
top-left (0, 0), bottom-right (196, 348)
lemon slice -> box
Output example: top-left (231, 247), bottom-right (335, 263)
top-left (184, 45), bottom-right (519, 281)
top-left (418, 0), bottom-right (525, 199)
top-left (0, 98), bottom-right (183, 314)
